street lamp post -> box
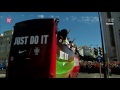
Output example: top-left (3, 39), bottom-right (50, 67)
top-left (98, 12), bottom-right (107, 78)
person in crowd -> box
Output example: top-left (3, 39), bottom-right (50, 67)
top-left (88, 62), bottom-right (92, 74)
top-left (109, 65), bottom-right (112, 76)
top-left (60, 29), bottom-right (68, 40)
top-left (66, 38), bottom-right (70, 47)
top-left (69, 41), bottom-right (73, 49)
top-left (72, 44), bottom-right (76, 53)
top-left (57, 29), bottom-right (68, 43)
top-left (57, 30), bottom-right (63, 43)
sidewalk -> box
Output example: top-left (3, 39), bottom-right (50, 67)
top-left (91, 73), bottom-right (120, 78)
top-left (77, 73), bottom-right (120, 78)
top-left (0, 73), bottom-right (120, 78)
top-left (0, 74), bottom-right (6, 78)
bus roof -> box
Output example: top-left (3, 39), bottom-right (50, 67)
top-left (15, 18), bottom-right (57, 25)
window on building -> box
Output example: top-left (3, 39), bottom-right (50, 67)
top-left (7, 38), bottom-right (9, 40)
top-left (113, 49), bottom-right (117, 57)
top-left (109, 25), bottom-right (115, 47)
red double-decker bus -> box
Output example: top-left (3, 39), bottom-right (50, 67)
top-left (6, 18), bottom-right (80, 78)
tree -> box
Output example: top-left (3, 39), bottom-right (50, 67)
top-left (83, 55), bottom-right (95, 61)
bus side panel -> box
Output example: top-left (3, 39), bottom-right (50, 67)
top-left (72, 55), bottom-right (80, 77)
top-left (49, 20), bottom-right (57, 78)
top-left (7, 19), bottom-right (56, 78)
top-left (56, 41), bottom-right (80, 78)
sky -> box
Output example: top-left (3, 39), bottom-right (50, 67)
top-left (0, 12), bottom-right (102, 48)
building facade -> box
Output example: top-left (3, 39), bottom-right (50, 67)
top-left (78, 47), bottom-right (84, 56)
top-left (101, 12), bottom-right (120, 60)
top-left (0, 30), bottom-right (13, 64)
top-left (78, 46), bottom-right (94, 57)
top-left (0, 34), bottom-right (3, 63)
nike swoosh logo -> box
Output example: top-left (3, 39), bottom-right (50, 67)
top-left (63, 62), bottom-right (66, 66)
top-left (19, 50), bottom-right (27, 54)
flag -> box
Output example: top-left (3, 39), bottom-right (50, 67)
top-left (67, 30), bottom-right (71, 35)
top-left (72, 38), bottom-right (76, 43)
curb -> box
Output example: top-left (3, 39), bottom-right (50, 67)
top-left (0, 74), bottom-right (6, 78)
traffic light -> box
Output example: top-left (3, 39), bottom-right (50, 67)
top-left (94, 48), bottom-right (98, 56)
top-left (99, 47), bottom-right (103, 55)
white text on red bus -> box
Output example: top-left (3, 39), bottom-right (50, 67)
top-left (13, 35), bottom-right (49, 45)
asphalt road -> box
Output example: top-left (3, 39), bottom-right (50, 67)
top-left (77, 73), bottom-right (120, 78)
top-left (0, 69), bottom-right (6, 74)
top-left (0, 69), bottom-right (6, 78)
top-left (0, 70), bottom-right (120, 78)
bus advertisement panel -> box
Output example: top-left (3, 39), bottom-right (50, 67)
top-left (7, 19), bottom-right (56, 78)
top-left (57, 41), bottom-right (80, 78)
top-left (7, 18), bottom-right (80, 78)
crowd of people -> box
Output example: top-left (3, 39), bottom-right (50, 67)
top-left (108, 61), bottom-right (120, 74)
top-left (80, 61), bottom-right (100, 73)
top-left (79, 61), bottom-right (120, 75)
top-left (57, 29), bottom-right (80, 57)
top-left (55, 20), bottom-right (120, 75)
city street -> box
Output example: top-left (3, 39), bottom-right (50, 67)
top-left (0, 69), bottom-right (6, 74)
top-left (0, 69), bottom-right (120, 78)
top-left (0, 69), bottom-right (6, 78)
top-left (77, 73), bottom-right (120, 78)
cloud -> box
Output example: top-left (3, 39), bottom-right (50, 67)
top-left (51, 15), bottom-right (54, 18)
top-left (91, 16), bottom-right (99, 22)
top-left (62, 17), bottom-right (69, 21)
top-left (7, 15), bottom-right (11, 17)
top-left (21, 15), bottom-right (24, 17)
top-left (66, 17), bottom-right (69, 21)
top-left (56, 16), bottom-right (60, 18)
top-left (78, 16), bottom-right (99, 24)
top-left (0, 16), bottom-right (3, 18)
top-left (30, 14), bottom-right (33, 16)
top-left (38, 15), bottom-right (44, 18)
top-left (61, 16), bottom-right (99, 23)
top-left (71, 16), bottom-right (77, 21)
top-left (84, 16), bottom-right (90, 22)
